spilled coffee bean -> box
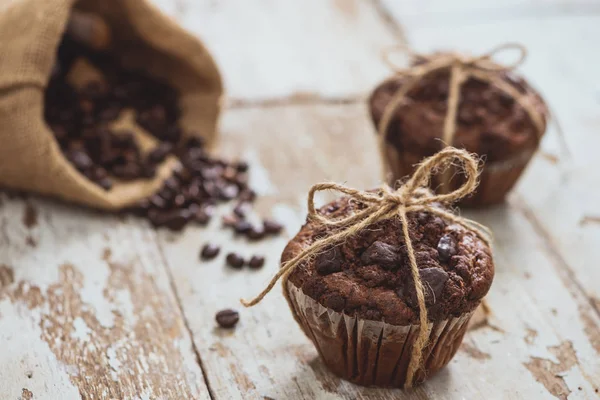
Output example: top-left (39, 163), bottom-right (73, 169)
top-left (248, 255), bottom-right (265, 270)
top-left (226, 253), bottom-right (245, 269)
top-left (215, 309), bottom-right (239, 329)
top-left (201, 243), bottom-right (220, 260)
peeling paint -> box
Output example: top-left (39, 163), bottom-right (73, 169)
top-left (0, 265), bottom-right (14, 288)
top-left (460, 342), bottom-right (491, 360)
top-left (578, 306), bottom-right (600, 354)
top-left (524, 326), bottom-right (538, 345)
top-left (524, 341), bottom-right (578, 400)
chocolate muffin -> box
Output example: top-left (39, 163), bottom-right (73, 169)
top-left (282, 195), bottom-right (494, 387)
top-left (369, 56), bottom-right (548, 206)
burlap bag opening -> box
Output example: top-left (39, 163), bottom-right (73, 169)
top-left (0, 0), bottom-right (223, 210)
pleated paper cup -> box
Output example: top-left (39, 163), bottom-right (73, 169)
top-left (286, 283), bottom-right (475, 388)
top-left (383, 144), bottom-right (537, 207)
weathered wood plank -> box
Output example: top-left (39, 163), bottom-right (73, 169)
top-left (151, 0), bottom-right (402, 102)
top-left (380, 0), bottom-right (600, 30)
top-left (382, 7), bottom-right (600, 344)
top-left (0, 196), bottom-right (210, 400)
top-left (156, 103), bottom-right (600, 399)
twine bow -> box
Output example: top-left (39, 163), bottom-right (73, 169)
top-left (241, 147), bottom-right (492, 387)
top-left (378, 43), bottom-right (547, 189)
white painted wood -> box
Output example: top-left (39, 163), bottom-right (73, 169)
top-left (157, 104), bottom-right (600, 399)
top-left (380, 0), bottom-right (600, 29)
top-left (1, 1), bottom-right (600, 399)
top-left (151, 0), bottom-right (401, 102)
top-left (0, 196), bottom-right (210, 400)
top-left (387, 10), bottom-right (600, 344)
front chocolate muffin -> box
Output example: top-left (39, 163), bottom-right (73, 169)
top-left (282, 196), bottom-right (494, 388)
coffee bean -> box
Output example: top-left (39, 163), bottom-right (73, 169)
top-left (263, 219), bottom-right (283, 235)
top-left (247, 226), bottom-right (266, 241)
top-left (233, 202), bottom-right (249, 218)
top-left (234, 221), bottom-right (253, 234)
top-left (201, 243), bottom-right (220, 260)
top-left (248, 255), bottom-right (265, 269)
top-left (315, 247), bottom-right (343, 275)
top-left (235, 161), bottom-right (249, 173)
top-left (239, 189), bottom-right (256, 203)
top-left (437, 234), bottom-right (457, 262)
top-left (148, 142), bottom-right (173, 164)
top-left (226, 253), bottom-right (244, 269)
top-left (215, 309), bottom-right (239, 329)
top-left (219, 184), bottom-right (239, 200)
top-left (149, 209), bottom-right (191, 231)
top-left (98, 177), bottom-right (113, 191)
top-left (67, 149), bottom-right (93, 170)
top-left (149, 194), bottom-right (167, 209)
top-left (222, 215), bottom-right (239, 228)
top-left (361, 241), bottom-right (402, 270)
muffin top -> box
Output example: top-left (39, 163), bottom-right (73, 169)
top-left (283, 195), bottom-right (494, 325)
top-left (369, 63), bottom-right (548, 163)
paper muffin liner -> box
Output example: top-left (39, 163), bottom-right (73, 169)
top-left (286, 283), bottom-right (475, 388)
top-left (383, 144), bottom-right (537, 207)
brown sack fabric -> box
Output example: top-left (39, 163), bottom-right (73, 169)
top-left (0, 0), bottom-right (222, 210)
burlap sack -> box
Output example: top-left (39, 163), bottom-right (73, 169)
top-left (0, 0), bottom-right (223, 210)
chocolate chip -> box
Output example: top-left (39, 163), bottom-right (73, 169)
top-left (215, 309), bottom-right (239, 329)
top-left (201, 243), bottom-right (220, 260)
top-left (437, 234), bottom-right (457, 262)
top-left (361, 241), bottom-right (402, 270)
top-left (419, 267), bottom-right (449, 305)
top-left (226, 253), bottom-right (244, 269)
top-left (248, 255), bottom-right (265, 269)
top-left (263, 219), bottom-right (283, 235)
top-left (315, 247), bottom-right (343, 275)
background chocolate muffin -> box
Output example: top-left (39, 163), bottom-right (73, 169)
top-left (370, 58), bottom-right (549, 206)
top-left (282, 194), bottom-right (494, 387)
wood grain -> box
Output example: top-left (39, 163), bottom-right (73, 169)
top-left (156, 104), bottom-right (600, 399)
top-left (0, 196), bottom-right (210, 400)
top-left (1, 1), bottom-right (600, 399)
top-left (151, 0), bottom-right (402, 102)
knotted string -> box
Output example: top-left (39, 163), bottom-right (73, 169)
top-left (377, 43), bottom-right (548, 188)
top-left (241, 147), bottom-right (492, 387)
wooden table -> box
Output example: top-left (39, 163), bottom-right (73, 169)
top-left (1, 1), bottom-right (599, 399)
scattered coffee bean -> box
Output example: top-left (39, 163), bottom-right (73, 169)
top-left (222, 215), bottom-right (239, 228)
top-left (48, 36), bottom-right (283, 237)
top-left (226, 253), bottom-right (245, 269)
top-left (361, 241), bottom-right (402, 270)
top-left (201, 243), bottom-right (220, 260)
top-left (215, 309), bottom-right (239, 329)
top-left (248, 255), bottom-right (265, 269)
top-left (437, 234), bottom-right (457, 262)
top-left (247, 226), bottom-right (266, 241)
top-left (315, 247), bottom-right (343, 275)
top-left (263, 219), bottom-right (283, 235)
top-left (234, 221), bottom-right (253, 234)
